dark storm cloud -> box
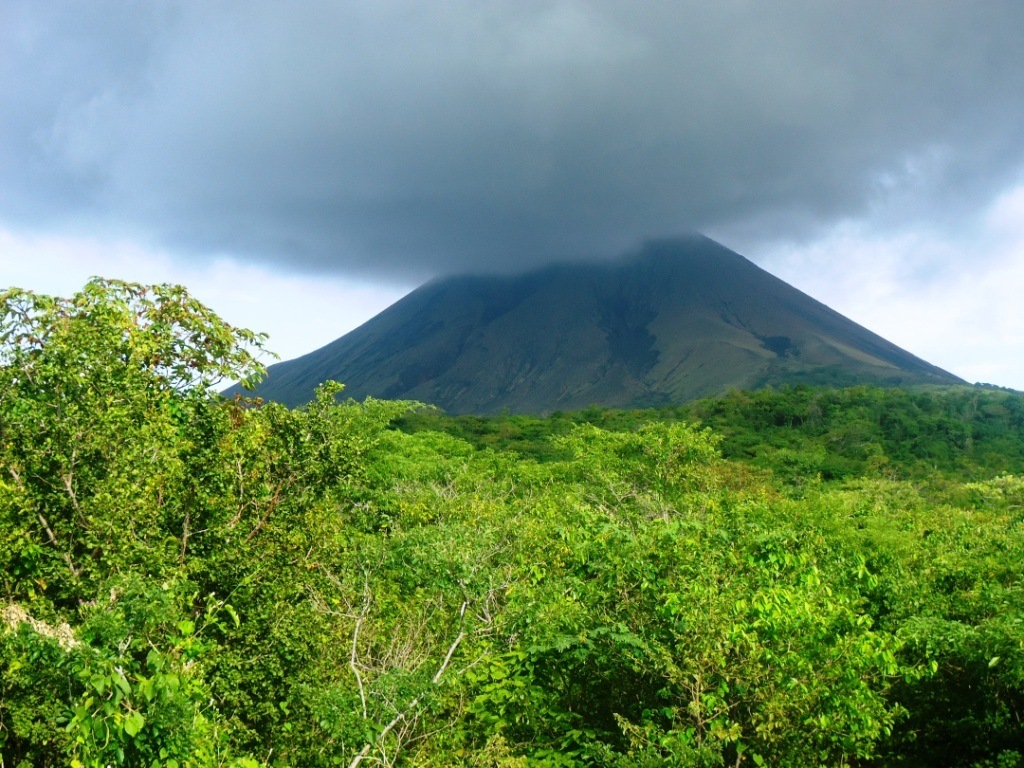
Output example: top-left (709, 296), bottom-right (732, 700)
top-left (4, 1), bottom-right (1024, 279)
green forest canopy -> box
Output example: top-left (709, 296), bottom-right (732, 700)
top-left (2, 279), bottom-right (1024, 768)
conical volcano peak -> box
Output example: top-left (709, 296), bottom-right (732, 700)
top-left (237, 235), bottom-right (961, 413)
top-left (626, 233), bottom-right (750, 268)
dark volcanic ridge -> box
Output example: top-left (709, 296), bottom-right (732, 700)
top-left (236, 235), bottom-right (962, 414)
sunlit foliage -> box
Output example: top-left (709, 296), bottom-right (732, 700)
top-left (2, 280), bottom-right (1023, 767)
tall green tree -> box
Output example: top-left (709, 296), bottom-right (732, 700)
top-left (0, 279), bottom-right (269, 767)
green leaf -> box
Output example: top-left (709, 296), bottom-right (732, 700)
top-left (114, 672), bottom-right (131, 697)
top-left (91, 674), bottom-right (108, 694)
top-left (124, 711), bottom-right (146, 737)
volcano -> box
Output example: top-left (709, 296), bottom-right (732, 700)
top-left (240, 235), bottom-right (961, 413)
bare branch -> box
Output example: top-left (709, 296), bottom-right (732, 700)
top-left (62, 471), bottom-right (84, 521)
top-left (245, 481), bottom-right (284, 543)
top-left (433, 630), bottom-right (468, 685)
top-left (348, 615), bottom-right (470, 768)
top-left (37, 513), bottom-right (81, 578)
top-left (179, 507), bottom-right (191, 565)
top-left (351, 576), bottom-right (372, 721)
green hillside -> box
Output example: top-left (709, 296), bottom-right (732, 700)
top-left (3, 280), bottom-right (1023, 768)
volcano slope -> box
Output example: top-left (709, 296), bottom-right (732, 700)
top-left (241, 235), bottom-right (961, 414)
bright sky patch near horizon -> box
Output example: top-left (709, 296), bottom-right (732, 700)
top-left (2, 1), bottom-right (1023, 389)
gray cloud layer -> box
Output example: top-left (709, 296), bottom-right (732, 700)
top-left (4, 1), bottom-right (1024, 280)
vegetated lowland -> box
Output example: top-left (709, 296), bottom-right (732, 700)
top-left (2, 279), bottom-right (1024, 768)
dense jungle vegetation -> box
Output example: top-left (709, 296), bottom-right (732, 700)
top-left (2, 279), bottom-right (1024, 768)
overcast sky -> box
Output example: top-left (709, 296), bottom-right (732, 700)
top-left (2, 1), bottom-right (1023, 388)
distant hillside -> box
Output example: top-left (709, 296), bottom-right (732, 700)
top-left (239, 235), bottom-right (961, 413)
top-left (398, 385), bottom-right (1024, 482)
